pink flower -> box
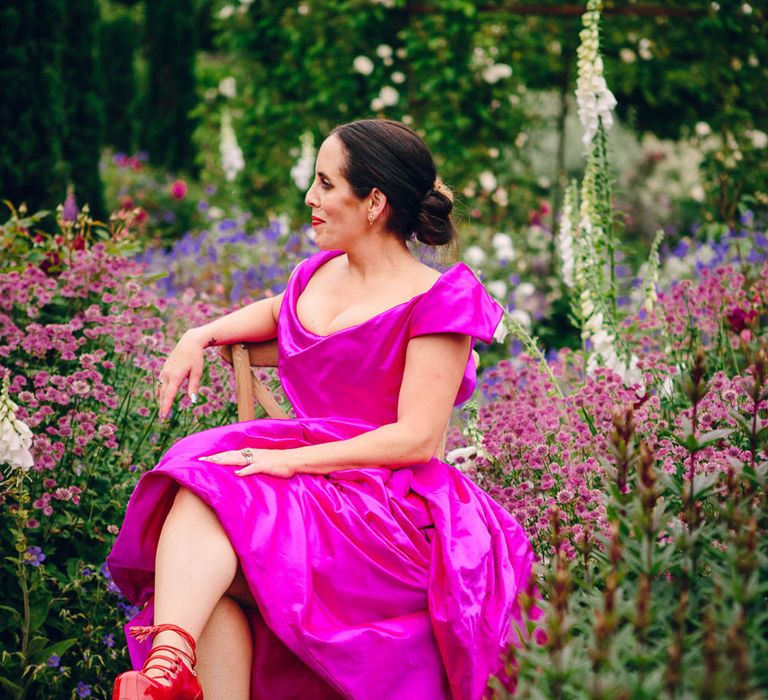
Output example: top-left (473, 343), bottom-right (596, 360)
top-left (170, 179), bottom-right (188, 200)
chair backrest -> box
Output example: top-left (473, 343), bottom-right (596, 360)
top-left (224, 340), bottom-right (478, 459)
top-left (228, 340), bottom-right (287, 421)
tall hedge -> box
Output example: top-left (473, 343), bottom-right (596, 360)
top-left (0, 0), bottom-right (68, 215)
top-left (101, 12), bottom-right (139, 154)
top-left (143, 0), bottom-right (198, 173)
top-left (61, 0), bottom-right (106, 219)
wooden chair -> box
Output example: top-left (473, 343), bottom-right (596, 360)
top-left (220, 339), bottom-right (287, 421)
top-left (221, 340), bottom-right (480, 459)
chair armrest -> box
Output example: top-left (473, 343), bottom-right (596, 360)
top-left (219, 338), bottom-right (279, 367)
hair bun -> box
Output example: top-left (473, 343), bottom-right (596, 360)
top-left (415, 181), bottom-right (455, 247)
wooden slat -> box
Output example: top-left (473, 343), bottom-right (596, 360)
top-left (251, 370), bottom-right (289, 419)
top-left (245, 339), bottom-right (279, 367)
top-left (232, 343), bottom-right (256, 422)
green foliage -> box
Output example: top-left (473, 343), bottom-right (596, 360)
top-left (100, 11), bottom-right (140, 153)
top-left (61, 0), bottom-right (107, 219)
top-left (508, 351), bottom-right (768, 699)
top-left (0, 0), bottom-right (68, 216)
top-left (143, 0), bottom-right (199, 173)
top-left (0, 206), bottom-right (244, 697)
top-left (205, 0), bottom-right (535, 223)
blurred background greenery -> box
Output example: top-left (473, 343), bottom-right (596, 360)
top-left (1, 0), bottom-right (766, 246)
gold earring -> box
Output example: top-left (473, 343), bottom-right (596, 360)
top-left (368, 213), bottom-right (375, 226)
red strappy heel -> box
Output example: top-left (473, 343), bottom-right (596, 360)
top-left (112, 624), bottom-right (203, 700)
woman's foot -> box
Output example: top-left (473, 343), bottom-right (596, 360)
top-left (112, 624), bottom-right (203, 700)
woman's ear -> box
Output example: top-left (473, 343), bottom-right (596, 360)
top-left (368, 188), bottom-right (388, 224)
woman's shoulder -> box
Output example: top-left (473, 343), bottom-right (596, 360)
top-left (409, 261), bottom-right (505, 343)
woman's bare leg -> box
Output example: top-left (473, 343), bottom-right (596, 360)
top-left (197, 595), bottom-right (253, 700)
top-left (150, 488), bottom-right (239, 671)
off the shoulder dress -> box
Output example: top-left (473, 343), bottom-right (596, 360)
top-left (107, 249), bottom-right (536, 700)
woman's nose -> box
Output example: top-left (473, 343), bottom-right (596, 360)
top-left (305, 182), bottom-right (319, 208)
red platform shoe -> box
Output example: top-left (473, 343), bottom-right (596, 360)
top-left (112, 623), bottom-right (203, 700)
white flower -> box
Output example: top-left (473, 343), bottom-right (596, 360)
top-left (378, 85), bottom-right (399, 107)
top-left (290, 132), bottom-right (315, 190)
top-left (558, 186), bottom-right (576, 287)
top-left (371, 0), bottom-right (395, 6)
top-left (697, 244), bottom-right (715, 264)
top-left (516, 282), bottom-right (535, 298)
top-left (493, 317), bottom-right (510, 343)
top-left (218, 76), bottom-right (237, 98)
top-left (478, 171), bottom-right (497, 192)
top-left (463, 245), bottom-right (486, 266)
top-left (747, 129), bottom-right (768, 149)
top-left (619, 48), bottom-right (636, 63)
top-left (741, 3), bottom-right (752, 13)
top-left (690, 184), bottom-right (705, 202)
top-left (491, 187), bottom-right (509, 207)
top-left (391, 71), bottom-right (406, 84)
top-left (217, 4), bottom-right (235, 19)
top-left (219, 109), bottom-right (245, 182)
top-left (370, 97), bottom-right (384, 111)
top-left (492, 232), bottom-right (514, 261)
top-left (446, 446), bottom-right (478, 471)
top-left (575, 4), bottom-right (618, 147)
top-left (353, 55), bottom-right (374, 76)
top-left (509, 308), bottom-right (532, 329)
top-left (207, 206), bottom-right (225, 219)
top-left (695, 121), bottom-right (712, 137)
top-left (487, 280), bottom-right (508, 300)
top-left (482, 63), bottom-right (513, 84)
top-left (376, 44), bottom-right (393, 59)
top-left (0, 377), bottom-right (34, 471)
top-left (638, 38), bottom-right (653, 60)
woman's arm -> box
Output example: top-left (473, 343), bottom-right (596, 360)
top-left (224, 332), bottom-right (472, 476)
top-left (183, 294), bottom-right (283, 349)
top-left (157, 293), bottom-right (283, 419)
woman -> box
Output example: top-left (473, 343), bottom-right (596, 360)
top-left (108, 119), bottom-right (536, 700)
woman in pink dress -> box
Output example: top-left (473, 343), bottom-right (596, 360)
top-left (108, 119), bottom-right (536, 700)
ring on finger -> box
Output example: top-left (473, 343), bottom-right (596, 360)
top-left (241, 448), bottom-right (255, 464)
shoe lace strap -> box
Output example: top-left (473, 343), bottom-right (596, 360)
top-left (141, 646), bottom-right (196, 677)
top-left (129, 624), bottom-right (198, 667)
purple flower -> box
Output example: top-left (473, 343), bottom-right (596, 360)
top-left (102, 633), bottom-right (115, 648)
top-left (47, 655), bottom-right (61, 667)
top-left (62, 188), bottom-right (79, 222)
top-left (76, 681), bottom-right (92, 697)
top-left (24, 546), bottom-right (45, 566)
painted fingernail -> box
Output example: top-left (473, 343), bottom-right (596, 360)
top-left (190, 393), bottom-right (198, 404)
top-left (234, 470), bottom-right (243, 476)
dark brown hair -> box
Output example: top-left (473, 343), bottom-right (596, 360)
top-left (331, 119), bottom-right (456, 247)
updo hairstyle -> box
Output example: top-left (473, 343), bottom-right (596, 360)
top-left (331, 119), bottom-right (456, 247)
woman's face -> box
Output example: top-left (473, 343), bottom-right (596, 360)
top-left (305, 135), bottom-right (369, 249)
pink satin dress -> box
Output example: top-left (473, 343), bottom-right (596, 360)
top-left (107, 249), bottom-right (536, 700)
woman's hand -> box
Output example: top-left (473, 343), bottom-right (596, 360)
top-left (199, 448), bottom-right (296, 478)
top-left (156, 330), bottom-right (207, 420)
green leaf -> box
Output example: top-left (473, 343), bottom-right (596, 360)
top-left (28, 593), bottom-right (49, 632)
top-left (0, 605), bottom-right (21, 624)
top-left (0, 675), bottom-right (23, 699)
top-left (38, 637), bottom-right (77, 664)
top-left (696, 428), bottom-right (732, 446)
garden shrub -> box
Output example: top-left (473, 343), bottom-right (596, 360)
top-left (0, 210), bottom-right (259, 698)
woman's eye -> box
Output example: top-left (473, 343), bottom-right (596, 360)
top-left (321, 180), bottom-right (332, 190)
